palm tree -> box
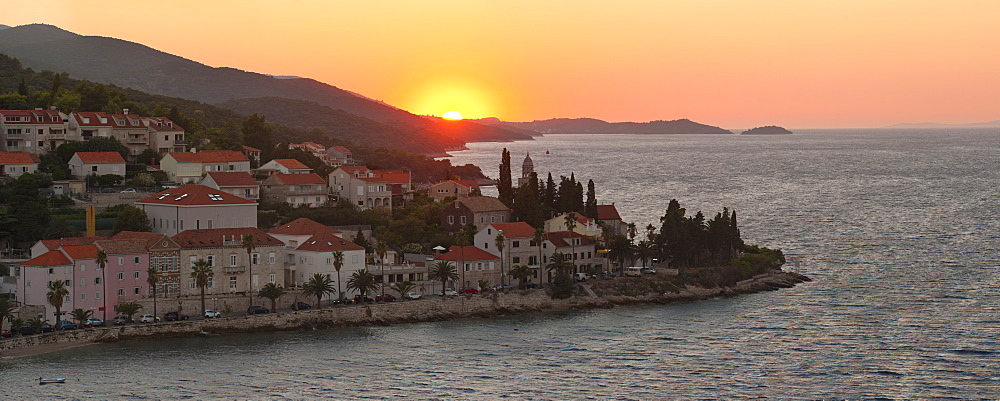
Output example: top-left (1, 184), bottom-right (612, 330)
top-left (627, 222), bottom-right (637, 244)
top-left (258, 283), bottom-right (287, 313)
top-left (146, 266), bottom-right (159, 321)
top-left (429, 261), bottom-right (457, 296)
top-left (96, 250), bottom-right (108, 320)
top-left (477, 279), bottom-right (490, 292)
top-left (115, 300), bottom-right (142, 322)
top-left (70, 308), bottom-right (92, 328)
top-left (332, 250), bottom-right (345, 302)
top-left (508, 264), bottom-right (533, 289)
top-left (636, 240), bottom-right (653, 267)
top-left (242, 233), bottom-right (257, 307)
top-left (0, 297), bottom-right (16, 329)
top-left (346, 269), bottom-right (378, 301)
top-left (495, 233), bottom-right (506, 286)
top-left (608, 234), bottom-right (634, 277)
top-left (645, 224), bottom-right (657, 242)
top-left (9, 317), bottom-right (24, 336)
top-left (47, 280), bottom-right (69, 328)
top-left (302, 273), bottom-right (336, 308)
top-left (564, 212), bottom-right (578, 274)
top-left (375, 241), bottom-right (388, 298)
top-left (390, 281), bottom-right (415, 299)
top-left (545, 252), bottom-right (574, 276)
top-left (533, 227), bottom-right (545, 284)
top-left (27, 317), bottom-right (44, 334)
top-left (190, 259), bottom-right (213, 317)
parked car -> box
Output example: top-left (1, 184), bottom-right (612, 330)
top-left (405, 291), bottom-right (422, 300)
top-left (575, 272), bottom-right (590, 282)
top-left (290, 302), bottom-right (311, 311)
top-left (247, 306), bottom-right (270, 315)
top-left (375, 294), bottom-right (396, 302)
top-left (491, 284), bottom-right (514, 292)
top-left (354, 295), bottom-right (374, 304)
top-left (40, 322), bottom-right (54, 332)
top-left (641, 267), bottom-right (657, 275)
top-left (1, 330), bottom-right (13, 338)
top-left (138, 314), bottom-right (160, 323)
top-left (523, 283), bottom-right (540, 289)
top-left (164, 311), bottom-right (189, 321)
top-left (84, 317), bottom-right (104, 327)
top-left (204, 310), bottom-right (222, 318)
top-left (58, 320), bottom-right (78, 330)
top-left (443, 289), bottom-right (459, 297)
top-left (457, 287), bottom-right (478, 294)
top-left (119, 188), bottom-right (137, 193)
top-left (99, 187), bottom-right (117, 193)
top-left (112, 316), bottom-right (128, 325)
top-left (19, 325), bottom-right (36, 336)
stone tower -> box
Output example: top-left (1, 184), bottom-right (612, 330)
top-left (518, 153), bottom-right (534, 187)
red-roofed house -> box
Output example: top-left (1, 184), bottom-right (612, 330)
top-left (258, 158), bottom-right (312, 175)
top-left (474, 222), bottom-right (543, 284)
top-left (160, 150), bottom-right (251, 183)
top-left (596, 204), bottom-right (625, 236)
top-left (173, 227), bottom-right (286, 298)
top-left (0, 151), bottom-right (40, 177)
top-left (68, 152), bottom-right (126, 179)
top-left (543, 231), bottom-right (601, 280)
top-left (428, 180), bottom-right (481, 202)
top-left (261, 173), bottom-right (329, 207)
top-left (267, 217), bottom-right (364, 291)
top-left (143, 116), bottom-right (186, 154)
top-left (113, 231), bottom-right (182, 297)
top-left (242, 146), bottom-right (261, 167)
top-left (328, 166), bottom-right (392, 211)
top-left (18, 250), bottom-right (74, 323)
top-left (544, 212), bottom-right (602, 238)
top-left (136, 184), bottom-right (258, 236)
top-left (1, 109), bottom-right (69, 153)
top-left (326, 146), bottom-right (353, 166)
top-left (435, 245), bottom-right (500, 289)
top-left (201, 171), bottom-right (259, 200)
top-left (441, 196), bottom-right (511, 232)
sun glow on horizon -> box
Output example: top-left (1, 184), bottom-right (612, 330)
top-left (442, 111), bottom-right (463, 120)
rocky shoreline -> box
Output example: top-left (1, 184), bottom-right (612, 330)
top-left (1, 270), bottom-right (810, 359)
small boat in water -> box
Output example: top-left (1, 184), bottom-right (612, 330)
top-left (39, 377), bottom-right (66, 385)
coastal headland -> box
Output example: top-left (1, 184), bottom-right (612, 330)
top-left (1, 270), bottom-right (809, 359)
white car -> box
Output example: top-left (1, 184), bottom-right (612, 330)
top-left (204, 310), bottom-right (222, 318)
top-left (405, 291), bottom-right (422, 300)
top-left (138, 314), bottom-right (160, 323)
top-left (443, 289), bottom-right (459, 297)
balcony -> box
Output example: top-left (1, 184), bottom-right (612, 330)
top-left (223, 266), bottom-right (246, 274)
top-left (127, 136), bottom-right (148, 144)
top-left (5, 133), bottom-right (24, 139)
top-left (48, 133), bottom-right (66, 140)
top-left (291, 188), bottom-right (328, 195)
top-left (174, 139), bottom-right (187, 145)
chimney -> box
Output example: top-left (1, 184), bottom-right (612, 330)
top-left (123, 108), bottom-right (129, 115)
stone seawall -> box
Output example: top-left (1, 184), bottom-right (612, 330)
top-left (1, 270), bottom-right (810, 356)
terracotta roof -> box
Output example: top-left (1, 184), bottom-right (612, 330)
top-left (373, 170), bottom-right (410, 184)
top-left (136, 184), bottom-right (255, 206)
top-left (454, 180), bottom-right (480, 190)
top-left (295, 231), bottom-right (365, 252)
top-left (107, 113), bottom-right (145, 128)
top-left (205, 172), bottom-right (258, 187)
top-left (437, 245), bottom-right (498, 261)
top-left (112, 231), bottom-right (176, 249)
top-left (271, 159), bottom-right (310, 170)
top-left (455, 197), bottom-right (510, 213)
top-left (142, 116), bottom-right (184, 132)
top-left (243, 145), bottom-right (261, 152)
top-left (552, 212), bottom-right (594, 225)
top-left (173, 228), bottom-right (283, 249)
top-left (596, 205), bottom-right (622, 221)
top-left (69, 112), bottom-right (112, 127)
top-left (358, 177), bottom-right (387, 183)
top-left (328, 146), bottom-right (351, 154)
top-left (61, 244), bottom-right (99, 260)
top-left (96, 238), bottom-right (149, 255)
top-left (268, 218), bottom-right (341, 236)
top-left (546, 231), bottom-right (595, 247)
top-left (0, 152), bottom-right (41, 164)
top-left (74, 152), bottom-right (125, 164)
top-left (169, 150), bottom-right (248, 163)
top-left (337, 166), bottom-right (370, 175)
top-left (0, 109), bottom-right (63, 124)
top-left (490, 222), bottom-right (537, 238)
top-left (271, 173), bottom-right (325, 185)
top-left (39, 236), bottom-right (103, 252)
top-left (23, 250), bottom-right (72, 267)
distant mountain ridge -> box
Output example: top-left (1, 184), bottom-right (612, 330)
top-left (0, 23), bottom-right (527, 155)
top-left (886, 120), bottom-right (1000, 129)
top-left (481, 117), bottom-right (733, 135)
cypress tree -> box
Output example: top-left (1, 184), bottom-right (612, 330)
top-left (585, 179), bottom-right (598, 218)
top-left (497, 148), bottom-right (513, 206)
top-left (544, 172), bottom-right (557, 214)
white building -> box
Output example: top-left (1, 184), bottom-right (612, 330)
top-left (135, 184), bottom-right (258, 236)
top-left (268, 218), bottom-right (366, 295)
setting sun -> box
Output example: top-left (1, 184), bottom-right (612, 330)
top-left (442, 111), bottom-right (463, 120)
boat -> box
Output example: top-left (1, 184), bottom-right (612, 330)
top-left (39, 377), bottom-right (66, 385)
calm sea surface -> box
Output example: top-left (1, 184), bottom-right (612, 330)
top-left (3, 129), bottom-right (998, 399)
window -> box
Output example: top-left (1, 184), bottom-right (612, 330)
top-left (528, 256), bottom-right (537, 265)
top-left (269, 274), bottom-right (276, 284)
top-left (92, 166), bottom-right (98, 172)
top-left (206, 255), bottom-right (214, 266)
top-left (326, 257), bottom-right (332, 265)
top-left (95, 291), bottom-right (101, 300)
top-left (353, 255), bottom-right (359, 263)
top-left (480, 216), bottom-right (485, 224)
top-left (64, 279), bottom-right (71, 287)
top-left (134, 271), bottom-right (141, 279)
top-left (117, 272), bottom-right (124, 280)
top-left (460, 216), bottom-right (467, 225)
top-left (230, 276), bottom-right (237, 290)
top-left (134, 256), bottom-right (140, 264)
top-left (134, 287), bottom-right (140, 295)
top-left (80, 278), bottom-right (86, 286)
top-left (95, 277), bottom-right (101, 285)
top-left (190, 256), bottom-right (197, 266)
top-left (252, 253), bottom-right (259, 265)
top-left (268, 253), bottom-right (275, 264)
top-left (230, 254), bottom-right (238, 267)
top-left (513, 257), bottom-right (521, 264)
top-left (81, 293), bottom-right (86, 300)
top-left (208, 277), bottom-right (214, 288)
top-left (80, 264), bottom-right (86, 271)
top-left (118, 288), bottom-right (125, 296)
top-left (513, 241), bottom-right (520, 248)
top-left (448, 216), bottom-right (454, 224)
top-left (491, 216), bottom-right (496, 223)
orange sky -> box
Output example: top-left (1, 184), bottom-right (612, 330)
top-left (3, 0), bottom-right (999, 128)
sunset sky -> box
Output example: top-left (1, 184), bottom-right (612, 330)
top-left (3, 0), bottom-right (999, 128)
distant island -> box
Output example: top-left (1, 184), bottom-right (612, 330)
top-left (481, 117), bottom-right (733, 135)
top-left (741, 126), bottom-right (792, 135)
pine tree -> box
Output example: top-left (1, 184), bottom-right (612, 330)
top-left (544, 172), bottom-right (557, 216)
